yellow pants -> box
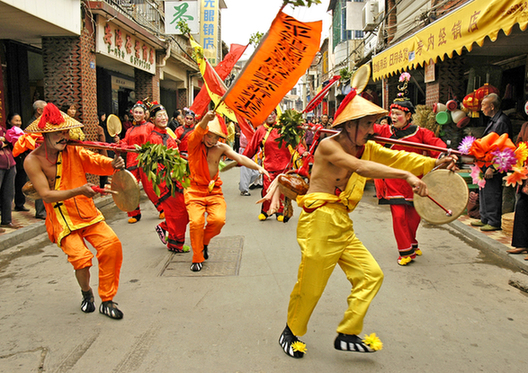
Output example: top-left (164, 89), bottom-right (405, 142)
top-left (184, 185), bottom-right (226, 263)
top-left (287, 203), bottom-right (384, 336)
top-left (60, 222), bottom-right (122, 302)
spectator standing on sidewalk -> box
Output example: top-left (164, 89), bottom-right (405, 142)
top-left (507, 121), bottom-right (528, 260)
top-left (6, 113), bottom-right (29, 213)
top-left (471, 93), bottom-right (513, 231)
top-left (0, 121), bottom-right (18, 231)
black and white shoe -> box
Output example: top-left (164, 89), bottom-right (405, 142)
top-left (155, 224), bottom-right (167, 245)
top-left (203, 245), bottom-right (209, 260)
top-left (99, 301), bottom-right (123, 320)
top-left (190, 262), bottom-right (203, 272)
top-left (278, 324), bottom-right (306, 358)
top-left (334, 333), bottom-right (375, 353)
top-left (81, 289), bottom-right (95, 313)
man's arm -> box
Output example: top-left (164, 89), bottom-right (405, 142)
top-left (24, 154), bottom-right (98, 203)
top-left (220, 143), bottom-right (270, 179)
top-left (321, 140), bottom-right (429, 196)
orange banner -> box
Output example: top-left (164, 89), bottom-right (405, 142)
top-left (223, 10), bottom-right (322, 126)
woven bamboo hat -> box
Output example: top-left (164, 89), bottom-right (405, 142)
top-left (25, 103), bottom-right (84, 133)
top-left (207, 116), bottom-right (227, 139)
top-left (332, 64), bottom-right (387, 127)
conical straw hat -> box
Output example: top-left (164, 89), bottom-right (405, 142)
top-left (207, 116), bottom-right (227, 139)
top-left (25, 103), bottom-right (84, 133)
top-left (332, 94), bottom-right (387, 127)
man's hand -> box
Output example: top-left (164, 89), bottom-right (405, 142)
top-left (406, 173), bottom-right (429, 197)
top-left (112, 153), bottom-right (125, 169)
top-left (258, 166), bottom-right (270, 181)
top-left (203, 111), bottom-right (216, 123)
top-left (435, 154), bottom-right (459, 171)
top-left (484, 167), bottom-right (495, 179)
top-left (78, 183), bottom-right (97, 198)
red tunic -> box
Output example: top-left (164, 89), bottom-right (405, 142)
top-left (243, 123), bottom-right (292, 173)
top-left (141, 127), bottom-right (189, 250)
top-left (374, 123), bottom-right (446, 202)
top-left (175, 124), bottom-right (195, 153)
top-left (121, 120), bottom-right (155, 170)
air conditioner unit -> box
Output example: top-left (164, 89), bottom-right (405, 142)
top-left (362, 0), bottom-right (379, 32)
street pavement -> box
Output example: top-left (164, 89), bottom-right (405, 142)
top-left (1, 169), bottom-right (527, 372)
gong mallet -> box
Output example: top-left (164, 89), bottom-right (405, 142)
top-left (426, 194), bottom-right (452, 217)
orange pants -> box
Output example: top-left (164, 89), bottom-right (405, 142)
top-left (60, 222), bottom-right (122, 302)
top-left (184, 185), bottom-right (226, 263)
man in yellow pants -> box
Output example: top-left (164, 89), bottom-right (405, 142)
top-left (185, 111), bottom-right (269, 272)
top-left (279, 93), bottom-right (458, 358)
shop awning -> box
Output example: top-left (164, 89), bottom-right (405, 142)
top-left (372, 0), bottom-right (528, 81)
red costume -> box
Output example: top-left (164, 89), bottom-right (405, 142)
top-left (175, 124), bottom-right (195, 154)
top-left (244, 123), bottom-right (294, 217)
top-left (120, 120), bottom-right (155, 219)
top-left (374, 123), bottom-right (445, 258)
top-left (184, 125), bottom-right (226, 264)
top-left (44, 146), bottom-right (122, 302)
top-left (140, 128), bottom-right (189, 251)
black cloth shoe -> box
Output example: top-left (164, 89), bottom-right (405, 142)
top-left (334, 333), bottom-right (375, 353)
top-left (278, 324), bottom-right (306, 358)
top-left (81, 289), bottom-right (95, 313)
top-left (14, 206), bottom-right (30, 212)
top-left (190, 262), bottom-right (203, 272)
top-left (203, 245), bottom-right (209, 260)
top-left (99, 301), bottom-right (123, 319)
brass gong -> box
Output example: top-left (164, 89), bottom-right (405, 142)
top-left (110, 169), bottom-right (140, 212)
top-left (414, 169), bottom-right (469, 224)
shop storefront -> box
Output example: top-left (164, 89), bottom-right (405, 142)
top-left (372, 0), bottom-right (528, 144)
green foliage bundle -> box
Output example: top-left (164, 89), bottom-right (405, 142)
top-left (136, 143), bottom-right (190, 197)
top-left (274, 109), bottom-right (305, 149)
top-left (249, 32), bottom-right (264, 47)
top-left (177, 20), bottom-right (191, 36)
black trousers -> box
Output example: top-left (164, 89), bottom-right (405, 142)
top-left (512, 192), bottom-right (528, 248)
top-left (479, 168), bottom-right (503, 227)
top-left (14, 155), bottom-right (27, 208)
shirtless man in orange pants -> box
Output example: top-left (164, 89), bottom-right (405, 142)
top-left (24, 103), bottom-right (125, 319)
top-left (185, 111), bottom-right (269, 272)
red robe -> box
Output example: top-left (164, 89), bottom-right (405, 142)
top-left (374, 123), bottom-right (446, 257)
top-left (120, 120), bottom-right (155, 217)
top-left (140, 127), bottom-right (189, 251)
top-left (175, 124), bottom-right (195, 153)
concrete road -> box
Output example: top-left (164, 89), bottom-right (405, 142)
top-left (0, 168), bottom-right (527, 372)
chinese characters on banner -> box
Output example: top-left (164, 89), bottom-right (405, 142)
top-left (96, 17), bottom-right (156, 74)
top-left (223, 11), bottom-right (322, 126)
top-left (201, 0), bottom-right (219, 65)
top-left (165, 1), bottom-right (199, 35)
top-left (372, 0), bottom-right (528, 81)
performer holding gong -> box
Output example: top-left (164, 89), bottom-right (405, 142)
top-left (374, 72), bottom-right (448, 266)
top-left (23, 103), bottom-right (126, 320)
top-left (278, 66), bottom-right (458, 359)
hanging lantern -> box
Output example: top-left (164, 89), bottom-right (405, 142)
top-left (475, 83), bottom-right (500, 101)
top-left (463, 91), bottom-right (480, 118)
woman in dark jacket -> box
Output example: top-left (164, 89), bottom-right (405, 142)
top-left (1, 115), bottom-right (18, 230)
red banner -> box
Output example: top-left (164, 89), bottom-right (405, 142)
top-left (303, 75), bottom-right (340, 113)
top-left (190, 43), bottom-right (247, 117)
top-left (223, 10), bottom-right (322, 126)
